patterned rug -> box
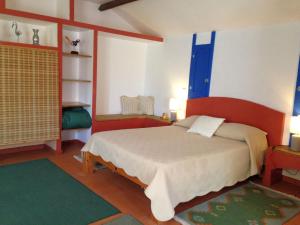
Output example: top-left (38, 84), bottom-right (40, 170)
top-left (175, 183), bottom-right (300, 225)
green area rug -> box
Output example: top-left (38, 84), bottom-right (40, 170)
top-left (0, 159), bottom-right (119, 225)
top-left (103, 215), bottom-right (143, 225)
top-left (175, 183), bottom-right (300, 225)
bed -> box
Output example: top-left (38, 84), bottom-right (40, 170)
top-left (82, 97), bottom-right (285, 221)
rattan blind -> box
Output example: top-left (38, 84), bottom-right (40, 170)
top-left (0, 45), bottom-right (59, 146)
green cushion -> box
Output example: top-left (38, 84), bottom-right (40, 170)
top-left (62, 107), bottom-right (92, 129)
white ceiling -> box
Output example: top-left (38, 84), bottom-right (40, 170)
top-left (83, 0), bottom-right (300, 36)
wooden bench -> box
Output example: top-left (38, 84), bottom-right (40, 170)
top-left (93, 114), bottom-right (171, 133)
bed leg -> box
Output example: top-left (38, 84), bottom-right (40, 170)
top-left (83, 152), bottom-right (95, 174)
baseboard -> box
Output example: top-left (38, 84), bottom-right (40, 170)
top-left (62, 139), bottom-right (85, 145)
top-left (283, 175), bottom-right (300, 187)
top-left (0, 144), bottom-right (46, 155)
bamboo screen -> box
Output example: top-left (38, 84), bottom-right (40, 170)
top-left (0, 45), bottom-right (59, 146)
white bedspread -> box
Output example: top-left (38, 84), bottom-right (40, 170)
top-left (82, 126), bottom-right (257, 221)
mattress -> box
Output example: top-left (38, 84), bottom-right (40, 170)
top-left (82, 125), bottom-right (253, 221)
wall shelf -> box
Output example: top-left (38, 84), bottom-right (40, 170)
top-left (62, 101), bottom-right (90, 108)
top-left (0, 14), bottom-right (58, 47)
top-left (62, 78), bottom-right (91, 83)
top-left (61, 27), bottom-right (93, 144)
top-left (63, 52), bottom-right (92, 58)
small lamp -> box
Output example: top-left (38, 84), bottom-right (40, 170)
top-left (169, 98), bottom-right (179, 122)
top-left (290, 116), bottom-right (300, 151)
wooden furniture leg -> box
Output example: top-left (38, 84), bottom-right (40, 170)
top-left (263, 148), bottom-right (273, 186)
top-left (83, 152), bottom-right (95, 174)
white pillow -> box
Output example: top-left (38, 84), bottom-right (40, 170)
top-left (138, 96), bottom-right (154, 115)
top-left (187, 116), bottom-right (225, 137)
top-left (120, 96), bottom-right (142, 115)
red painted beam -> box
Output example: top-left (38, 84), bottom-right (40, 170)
top-left (92, 30), bottom-right (98, 134)
top-left (0, 8), bottom-right (163, 42)
top-left (69, 0), bottom-right (74, 21)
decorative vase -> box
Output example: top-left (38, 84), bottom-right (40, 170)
top-left (32, 29), bottom-right (39, 45)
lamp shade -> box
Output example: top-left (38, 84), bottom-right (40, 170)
top-left (290, 116), bottom-right (300, 134)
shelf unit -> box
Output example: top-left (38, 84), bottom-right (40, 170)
top-left (62, 25), bottom-right (94, 143)
top-left (0, 0), bottom-right (163, 153)
top-left (0, 14), bottom-right (57, 47)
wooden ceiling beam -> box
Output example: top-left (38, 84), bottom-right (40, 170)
top-left (99, 0), bottom-right (138, 11)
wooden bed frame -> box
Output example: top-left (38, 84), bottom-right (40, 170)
top-left (83, 96), bottom-right (285, 194)
top-left (83, 151), bottom-right (147, 189)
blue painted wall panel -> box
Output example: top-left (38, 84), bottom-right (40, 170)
top-left (293, 58), bottom-right (300, 116)
top-left (188, 31), bottom-right (216, 99)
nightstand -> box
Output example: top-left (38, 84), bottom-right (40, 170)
top-left (263, 145), bottom-right (300, 186)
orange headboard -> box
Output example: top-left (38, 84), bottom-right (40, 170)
top-left (186, 97), bottom-right (285, 146)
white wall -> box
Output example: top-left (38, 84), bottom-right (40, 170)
top-left (145, 35), bottom-right (192, 116)
top-left (210, 22), bottom-right (300, 143)
top-left (96, 35), bottom-right (148, 114)
top-left (145, 22), bottom-right (300, 143)
top-left (6, 0), bottom-right (69, 19)
top-left (75, 0), bottom-right (139, 33)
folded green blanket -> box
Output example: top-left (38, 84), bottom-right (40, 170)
top-left (62, 107), bottom-right (92, 129)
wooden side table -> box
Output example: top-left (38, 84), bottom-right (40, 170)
top-left (263, 145), bottom-right (300, 186)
